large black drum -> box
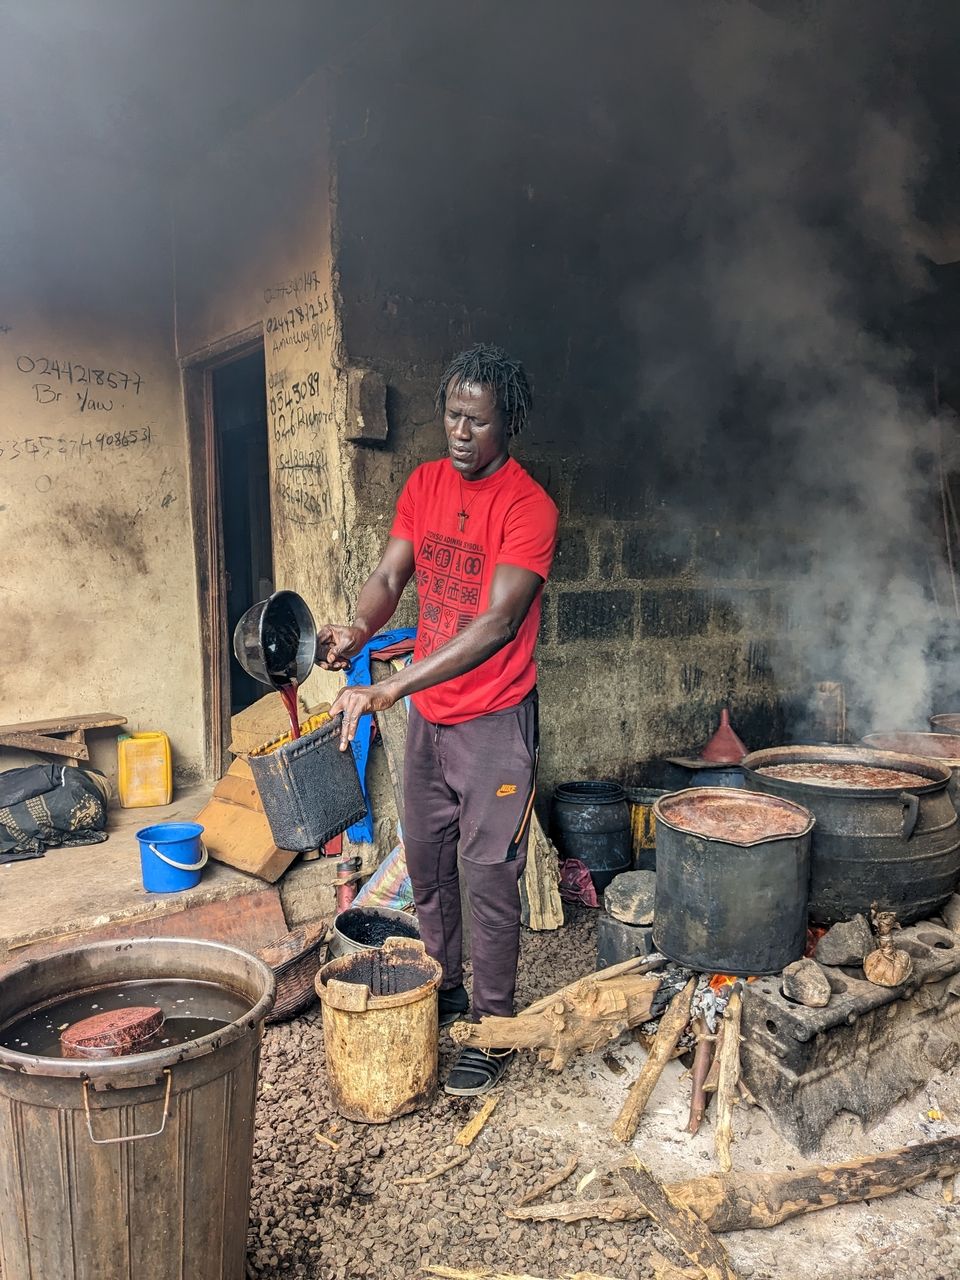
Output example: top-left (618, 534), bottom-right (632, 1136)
top-left (743, 746), bottom-right (960, 926)
top-left (652, 788), bottom-right (814, 975)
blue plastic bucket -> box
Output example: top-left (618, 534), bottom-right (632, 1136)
top-left (136, 822), bottom-right (208, 893)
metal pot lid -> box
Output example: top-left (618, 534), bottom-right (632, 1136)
top-left (654, 786), bottom-right (815, 847)
top-left (742, 745), bottom-right (951, 795)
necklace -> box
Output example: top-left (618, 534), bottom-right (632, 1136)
top-left (457, 478), bottom-right (482, 532)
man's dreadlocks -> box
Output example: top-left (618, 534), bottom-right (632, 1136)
top-left (435, 344), bottom-right (532, 438)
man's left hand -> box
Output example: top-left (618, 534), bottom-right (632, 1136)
top-left (330, 684), bottom-right (398, 751)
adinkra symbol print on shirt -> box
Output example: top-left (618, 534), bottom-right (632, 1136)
top-left (415, 533), bottom-right (487, 653)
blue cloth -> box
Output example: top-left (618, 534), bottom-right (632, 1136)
top-left (344, 628), bottom-right (416, 842)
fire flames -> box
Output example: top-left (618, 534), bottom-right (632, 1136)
top-left (708, 973), bottom-right (757, 991)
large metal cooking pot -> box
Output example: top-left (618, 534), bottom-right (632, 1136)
top-left (652, 788), bottom-right (815, 975)
top-left (743, 745), bottom-right (960, 925)
top-left (930, 713), bottom-right (960, 736)
top-left (861, 732), bottom-right (960, 804)
top-left (233, 589), bottom-right (317, 688)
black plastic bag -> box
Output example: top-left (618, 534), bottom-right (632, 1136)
top-left (0, 765), bottom-right (109, 864)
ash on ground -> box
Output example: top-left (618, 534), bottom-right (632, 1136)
top-left (247, 908), bottom-right (960, 1280)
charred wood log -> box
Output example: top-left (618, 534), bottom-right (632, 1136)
top-left (450, 957), bottom-right (664, 1071)
top-left (506, 1137), bottom-right (960, 1232)
top-left (618, 1165), bottom-right (738, 1280)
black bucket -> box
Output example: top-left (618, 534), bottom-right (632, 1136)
top-left (328, 907), bottom-right (421, 959)
top-left (249, 716), bottom-right (367, 852)
top-left (652, 788), bottom-right (815, 975)
top-left (551, 781), bottom-right (632, 893)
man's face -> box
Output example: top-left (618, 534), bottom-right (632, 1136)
top-left (443, 379), bottom-right (509, 480)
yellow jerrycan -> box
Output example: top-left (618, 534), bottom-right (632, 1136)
top-left (117, 731), bottom-right (173, 807)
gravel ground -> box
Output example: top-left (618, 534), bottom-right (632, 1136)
top-left (247, 909), bottom-right (661, 1279)
top-left (247, 909), bottom-right (960, 1280)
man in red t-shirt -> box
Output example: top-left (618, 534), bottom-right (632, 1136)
top-left (317, 344), bottom-right (558, 1095)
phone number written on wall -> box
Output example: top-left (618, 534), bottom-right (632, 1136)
top-left (15, 355), bottom-right (144, 394)
top-left (0, 427), bottom-right (152, 463)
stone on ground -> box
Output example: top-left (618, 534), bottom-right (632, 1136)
top-left (942, 893), bottom-right (960, 934)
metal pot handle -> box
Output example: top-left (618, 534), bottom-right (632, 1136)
top-left (900, 792), bottom-right (920, 841)
top-left (82, 1067), bottom-right (173, 1145)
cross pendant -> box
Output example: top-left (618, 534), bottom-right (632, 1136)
top-left (457, 510), bottom-right (468, 532)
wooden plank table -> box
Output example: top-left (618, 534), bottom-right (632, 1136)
top-left (0, 713), bottom-right (127, 764)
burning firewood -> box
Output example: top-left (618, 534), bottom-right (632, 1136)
top-left (506, 1135), bottom-right (960, 1232)
top-left (612, 978), bottom-right (696, 1143)
top-left (686, 1016), bottom-right (715, 1135)
top-left (714, 989), bottom-right (742, 1172)
top-left (450, 956), bottom-right (664, 1071)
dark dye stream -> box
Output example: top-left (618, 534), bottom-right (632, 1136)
top-left (0, 978), bottom-right (251, 1059)
top-left (278, 680), bottom-right (301, 739)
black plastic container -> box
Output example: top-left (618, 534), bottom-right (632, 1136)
top-left (652, 788), bottom-right (815, 975)
top-left (596, 913), bottom-right (654, 969)
top-left (249, 716), bottom-right (367, 852)
top-left (551, 781), bottom-right (632, 893)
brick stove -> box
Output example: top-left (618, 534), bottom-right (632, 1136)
top-left (740, 918), bottom-right (960, 1152)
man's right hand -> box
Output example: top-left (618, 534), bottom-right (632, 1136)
top-left (315, 625), bottom-right (367, 670)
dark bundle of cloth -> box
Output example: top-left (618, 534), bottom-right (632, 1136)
top-left (0, 764), bottom-right (109, 864)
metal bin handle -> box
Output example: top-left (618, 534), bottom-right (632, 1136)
top-left (82, 1067), bottom-right (173, 1145)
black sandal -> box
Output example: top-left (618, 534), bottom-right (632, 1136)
top-left (444, 1046), bottom-right (515, 1096)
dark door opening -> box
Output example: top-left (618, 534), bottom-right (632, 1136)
top-left (211, 345), bottom-right (273, 716)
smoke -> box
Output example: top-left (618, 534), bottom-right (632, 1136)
top-left (627, 1), bottom-right (958, 734)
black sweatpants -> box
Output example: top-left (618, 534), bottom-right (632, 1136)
top-left (402, 692), bottom-right (538, 1019)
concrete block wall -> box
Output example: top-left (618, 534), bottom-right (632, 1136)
top-left (343, 394), bottom-right (814, 804)
top-left (531, 508), bottom-right (806, 797)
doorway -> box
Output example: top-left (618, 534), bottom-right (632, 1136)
top-left (212, 347), bottom-right (274, 716)
top-left (183, 327), bottom-right (272, 777)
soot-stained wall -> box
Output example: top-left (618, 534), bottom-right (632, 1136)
top-left (328, 4), bottom-right (960, 798)
top-left (328, 47), bottom-right (806, 796)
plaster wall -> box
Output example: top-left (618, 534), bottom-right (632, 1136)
top-left (0, 157), bottom-right (204, 786)
top-left (173, 74), bottom-right (348, 715)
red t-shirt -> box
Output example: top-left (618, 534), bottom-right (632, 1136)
top-left (390, 457), bottom-right (558, 724)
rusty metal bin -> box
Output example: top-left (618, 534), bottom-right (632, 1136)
top-left (316, 938), bottom-right (441, 1123)
top-left (0, 938), bottom-right (275, 1280)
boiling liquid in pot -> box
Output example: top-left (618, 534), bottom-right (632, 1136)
top-left (758, 762), bottom-right (929, 789)
top-left (0, 978), bottom-right (250, 1058)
